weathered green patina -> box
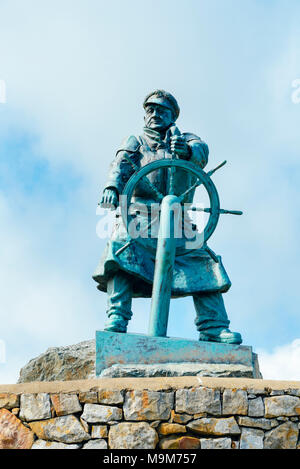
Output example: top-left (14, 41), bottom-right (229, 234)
top-left (95, 331), bottom-right (261, 378)
top-left (93, 90), bottom-right (243, 344)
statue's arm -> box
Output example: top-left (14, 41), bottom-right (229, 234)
top-left (184, 133), bottom-right (209, 169)
top-left (100, 136), bottom-right (140, 209)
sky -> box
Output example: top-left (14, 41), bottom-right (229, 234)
top-left (0, 0), bottom-right (300, 383)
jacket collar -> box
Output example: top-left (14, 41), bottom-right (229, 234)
top-left (142, 127), bottom-right (170, 150)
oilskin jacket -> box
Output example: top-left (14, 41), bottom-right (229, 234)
top-left (93, 127), bottom-right (231, 297)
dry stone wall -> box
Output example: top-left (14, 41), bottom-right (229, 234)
top-left (0, 378), bottom-right (300, 450)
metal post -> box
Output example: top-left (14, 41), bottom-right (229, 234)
top-left (148, 195), bottom-right (180, 337)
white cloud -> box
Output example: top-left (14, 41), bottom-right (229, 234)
top-left (257, 339), bottom-right (300, 381)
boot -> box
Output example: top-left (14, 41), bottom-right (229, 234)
top-left (193, 292), bottom-right (243, 345)
top-left (104, 314), bottom-right (129, 333)
top-left (199, 328), bottom-right (242, 344)
top-left (104, 272), bottom-right (133, 334)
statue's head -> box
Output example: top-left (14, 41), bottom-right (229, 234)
top-left (143, 90), bottom-right (180, 131)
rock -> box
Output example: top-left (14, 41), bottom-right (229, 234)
top-left (248, 397), bottom-right (264, 417)
top-left (91, 425), bottom-right (108, 439)
top-left (187, 417), bottom-right (241, 436)
top-left (98, 390), bottom-right (124, 405)
top-left (237, 416), bottom-right (277, 431)
top-left (200, 438), bottom-right (232, 449)
top-left (31, 440), bottom-right (80, 449)
top-left (159, 436), bottom-right (201, 449)
top-left (0, 409), bottom-right (34, 449)
top-left (80, 417), bottom-right (89, 433)
top-left (264, 422), bottom-right (299, 449)
top-left (158, 423), bottom-right (187, 435)
top-left (222, 389), bottom-right (248, 416)
top-left (150, 420), bottom-right (161, 428)
top-left (19, 393), bottom-right (51, 422)
top-left (287, 389), bottom-right (300, 397)
top-left (78, 391), bottom-right (98, 404)
top-left (123, 390), bottom-right (174, 421)
top-left (109, 422), bottom-right (158, 449)
top-left (169, 410), bottom-right (192, 424)
top-left (18, 340), bottom-right (95, 382)
top-left (18, 338), bottom-right (261, 381)
top-left (82, 439), bottom-right (108, 449)
top-left (176, 387), bottom-right (221, 415)
top-left (0, 393), bottom-right (19, 410)
top-left (100, 362), bottom-right (257, 378)
top-left (81, 403), bottom-right (122, 423)
top-left (246, 388), bottom-right (267, 396)
top-left (264, 396), bottom-right (300, 418)
top-left (28, 415), bottom-right (90, 443)
top-left (50, 393), bottom-right (82, 416)
top-left (239, 428), bottom-right (264, 449)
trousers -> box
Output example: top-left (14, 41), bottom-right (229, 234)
top-left (105, 272), bottom-right (230, 333)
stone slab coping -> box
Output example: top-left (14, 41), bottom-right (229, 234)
top-left (0, 377), bottom-right (299, 394)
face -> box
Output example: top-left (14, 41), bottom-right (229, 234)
top-left (144, 103), bottom-right (174, 131)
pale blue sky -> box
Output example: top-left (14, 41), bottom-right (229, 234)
top-left (0, 0), bottom-right (299, 383)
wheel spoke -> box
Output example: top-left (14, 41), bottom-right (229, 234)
top-left (207, 160), bottom-right (227, 177)
top-left (168, 166), bottom-right (176, 195)
top-left (189, 207), bottom-right (243, 215)
top-left (122, 153), bottom-right (164, 202)
top-left (178, 178), bottom-right (201, 202)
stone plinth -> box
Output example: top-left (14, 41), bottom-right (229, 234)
top-left (96, 331), bottom-right (261, 379)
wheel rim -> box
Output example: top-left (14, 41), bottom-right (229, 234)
top-left (121, 159), bottom-right (220, 256)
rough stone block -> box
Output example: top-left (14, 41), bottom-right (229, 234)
top-left (237, 416), bottom-right (276, 431)
top-left (81, 403), bottom-right (122, 423)
top-left (50, 393), bottom-right (82, 416)
top-left (187, 417), bottom-right (241, 436)
top-left (240, 428), bottom-right (264, 449)
top-left (18, 340), bottom-right (95, 383)
top-left (91, 425), bottom-right (108, 439)
top-left (109, 422), bottom-right (158, 449)
top-left (175, 387), bottom-right (221, 415)
top-left (98, 390), bottom-right (124, 405)
top-left (123, 390), bottom-right (174, 421)
top-left (159, 436), bottom-right (201, 449)
top-left (200, 437), bottom-right (232, 449)
top-left (158, 423), bottom-right (186, 435)
top-left (264, 422), bottom-right (299, 449)
top-left (248, 397), bottom-right (264, 417)
top-left (222, 389), bottom-right (248, 416)
top-left (169, 410), bottom-right (192, 424)
top-left (0, 409), bottom-right (34, 449)
top-left (264, 395), bottom-right (300, 418)
top-left (19, 393), bottom-right (51, 422)
top-left (78, 391), bottom-right (98, 404)
top-left (28, 415), bottom-right (90, 443)
top-left (0, 393), bottom-right (19, 410)
top-left (82, 439), bottom-right (108, 449)
top-left (31, 440), bottom-right (80, 449)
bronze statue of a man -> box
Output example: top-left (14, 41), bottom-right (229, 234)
top-left (93, 90), bottom-right (242, 344)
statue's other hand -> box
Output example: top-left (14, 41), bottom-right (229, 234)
top-left (100, 188), bottom-right (119, 210)
top-left (170, 135), bottom-right (191, 160)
